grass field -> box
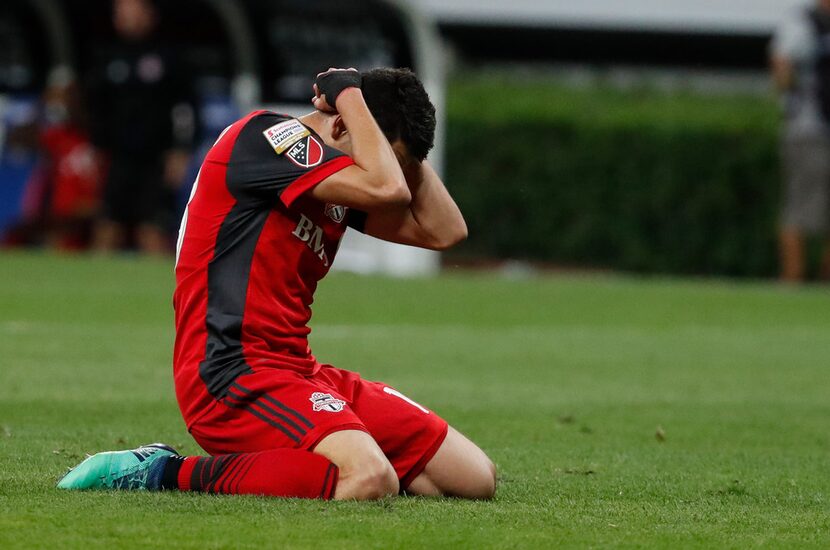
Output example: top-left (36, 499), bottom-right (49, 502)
top-left (1, 251), bottom-right (829, 548)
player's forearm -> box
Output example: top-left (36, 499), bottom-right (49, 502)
top-left (337, 89), bottom-right (410, 205)
top-left (404, 161), bottom-right (467, 250)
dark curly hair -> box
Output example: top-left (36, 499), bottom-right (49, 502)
top-left (360, 68), bottom-right (436, 162)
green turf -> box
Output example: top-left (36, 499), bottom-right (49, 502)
top-left (1, 251), bottom-right (828, 548)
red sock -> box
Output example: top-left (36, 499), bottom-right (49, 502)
top-left (166, 449), bottom-right (338, 499)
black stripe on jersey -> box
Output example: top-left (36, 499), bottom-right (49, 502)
top-left (226, 112), bottom-right (339, 202)
top-left (198, 201), bottom-right (269, 398)
top-left (225, 386), bottom-right (311, 437)
top-left (199, 112), bottom-right (347, 399)
top-left (233, 382), bottom-right (315, 429)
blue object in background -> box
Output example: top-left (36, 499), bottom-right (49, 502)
top-left (0, 95), bottom-right (40, 237)
top-left (0, 91), bottom-right (241, 239)
top-left (176, 92), bottom-right (240, 215)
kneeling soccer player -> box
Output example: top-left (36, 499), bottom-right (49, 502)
top-left (58, 68), bottom-right (496, 500)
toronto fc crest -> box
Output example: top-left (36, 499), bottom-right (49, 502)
top-left (310, 392), bottom-right (346, 412)
top-left (325, 203), bottom-right (347, 223)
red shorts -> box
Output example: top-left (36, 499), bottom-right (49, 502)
top-left (188, 365), bottom-right (448, 489)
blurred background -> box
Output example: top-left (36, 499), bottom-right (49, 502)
top-left (0, 0), bottom-right (827, 282)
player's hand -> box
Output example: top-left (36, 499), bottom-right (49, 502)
top-left (311, 83), bottom-right (336, 113)
top-left (313, 68), bottom-right (361, 113)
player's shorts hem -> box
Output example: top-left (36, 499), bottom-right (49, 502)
top-left (400, 422), bottom-right (449, 490)
top-left (305, 422), bottom-right (370, 452)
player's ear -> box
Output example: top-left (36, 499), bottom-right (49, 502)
top-left (331, 114), bottom-right (348, 140)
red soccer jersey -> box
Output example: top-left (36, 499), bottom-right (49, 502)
top-left (173, 110), bottom-right (362, 425)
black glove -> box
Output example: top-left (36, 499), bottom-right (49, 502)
top-left (316, 69), bottom-right (362, 111)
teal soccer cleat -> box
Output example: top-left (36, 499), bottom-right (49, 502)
top-left (57, 443), bottom-right (177, 491)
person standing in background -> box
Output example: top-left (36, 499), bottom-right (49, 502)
top-left (87, 0), bottom-right (195, 255)
top-left (771, 0), bottom-right (830, 282)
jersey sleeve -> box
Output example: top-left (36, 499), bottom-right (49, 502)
top-left (226, 112), bottom-right (354, 207)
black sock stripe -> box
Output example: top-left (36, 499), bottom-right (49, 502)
top-left (206, 455), bottom-right (229, 492)
top-left (198, 458), bottom-right (209, 491)
top-left (216, 455), bottom-right (243, 494)
top-left (203, 456), bottom-right (224, 493)
top-left (233, 383), bottom-right (315, 429)
top-left (319, 463), bottom-right (336, 499)
top-left (160, 455), bottom-right (184, 490)
top-left (204, 455), bottom-right (228, 493)
top-left (225, 388), bottom-right (309, 437)
top-left (225, 400), bottom-right (302, 443)
top-left (222, 454), bottom-right (255, 494)
top-left (212, 455), bottom-right (243, 494)
top-left (191, 457), bottom-right (208, 492)
top-left (232, 455), bottom-right (260, 494)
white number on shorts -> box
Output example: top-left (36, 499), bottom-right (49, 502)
top-left (383, 387), bottom-right (430, 414)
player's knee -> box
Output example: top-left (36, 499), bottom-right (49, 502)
top-left (340, 456), bottom-right (399, 500)
top-left (363, 461), bottom-right (400, 500)
top-left (352, 461), bottom-right (399, 500)
top-left (465, 456), bottom-right (497, 500)
top-left (482, 458), bottom-right (497, 499)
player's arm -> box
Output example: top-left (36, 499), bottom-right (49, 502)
top-left (308, 70), bottom-right (410, 211)
top-left (359, 160), bottom-right (467, 251)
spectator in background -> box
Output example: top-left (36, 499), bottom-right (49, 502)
top-left (87, 0), bottom-right (195, 255)
top-left (5, 68), bottom-right (104, 250)
top-left (771, 0), bottom-right (830, 282)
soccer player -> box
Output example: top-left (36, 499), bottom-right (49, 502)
top-left (58, 68), bottom-right (496, 500)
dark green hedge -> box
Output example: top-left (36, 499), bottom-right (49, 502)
top-left (444, 77), bottom-right (783, 277)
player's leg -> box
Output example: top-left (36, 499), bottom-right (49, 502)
top-left (92, 158), bottom-right (132, 253)
top-left (177, 372), bottom-right (399, 500)
top-left (57, 443), bottom-right (339, 499)
top-left (779, 131), bottom-right (830, 282)
top-left (325, 366), bottom-right (496, 499)
top-left (59, 370), bottom-right (399, 500)
top-left (160, 429), bottom-right (399, 501)
top-left (135, 161), bottom-right (172, 256)
top-left (313, 429), bottom-right (399, 500)
top-left (405, 426), bottom-right (496, 499)
top-left (92, 219), bottom-right (126, 252)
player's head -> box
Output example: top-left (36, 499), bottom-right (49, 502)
top-left (361, 68), bottom-right (436, 163)
top-left (113, 0), bottom-right (158, 41)
top-left (321, 68), bottom-right (436, 165)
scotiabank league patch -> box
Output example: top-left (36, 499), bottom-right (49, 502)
top-left (262, 119), bottom-right (310, 154)
top-left (286, 135), bottom-right (324, 168)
